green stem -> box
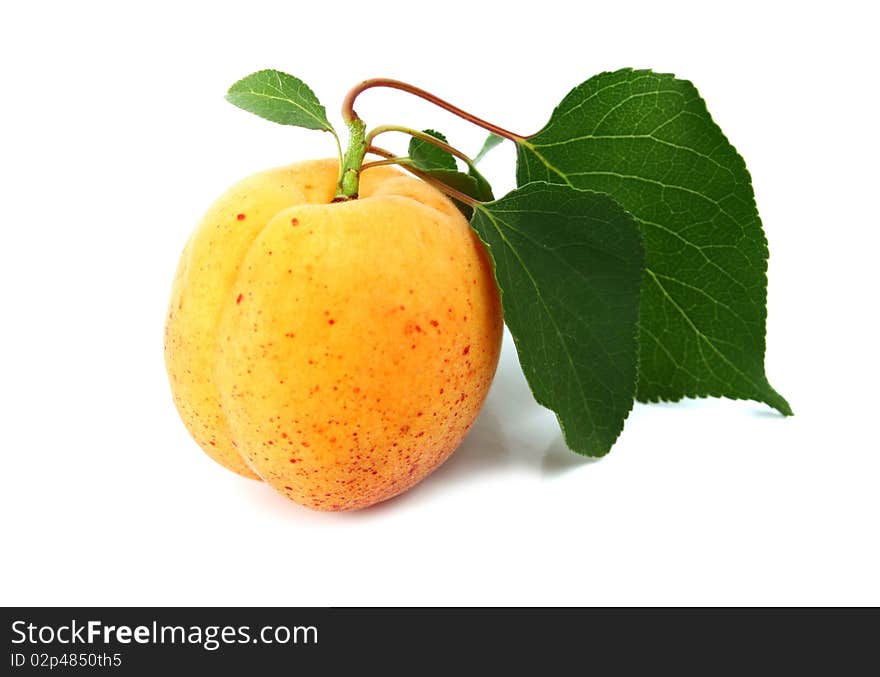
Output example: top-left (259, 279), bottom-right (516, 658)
top-left (364, 146), bottom-right (478, 207)
top-left (366, 145), bottom-right (395, 159)
top-left (360, 157), bottom-right (411, 171)
top-left (337, 78), bottom-right (525, 201)
top-left (334, 118), bottom-right (367, 200)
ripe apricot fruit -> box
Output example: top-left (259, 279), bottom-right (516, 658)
top-left (165, 159), bottom-right (503, 510)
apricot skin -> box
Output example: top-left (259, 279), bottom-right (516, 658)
top-left (165, 159), bottom-right (503, 510)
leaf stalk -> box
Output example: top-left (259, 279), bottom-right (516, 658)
top-left (365, 146), bottom-right (479, 207)
top-left (342, 78), bottom-right (527, 143)
top-left (367, 125), bottom-right (477, 167)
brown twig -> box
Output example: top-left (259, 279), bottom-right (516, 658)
top-left (343, 78), bottom-right (526, 143)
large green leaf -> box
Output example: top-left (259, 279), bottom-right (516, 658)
top-left (226, 69), bottom-right (335, 133)
top-left (516, 69), bottom-right (791, 415)
top-left (471, 183), bottom-right (644, 456)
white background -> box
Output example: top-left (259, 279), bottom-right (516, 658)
top-left (1, 1), bottom-right (877, 606)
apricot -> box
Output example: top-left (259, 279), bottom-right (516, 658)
top-left (165, 159), bottom-right (503, 510)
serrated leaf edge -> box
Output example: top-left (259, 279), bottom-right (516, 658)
top-left (472, 182), bottom-right (645, 456)
top-left (517, 68), bottom-right (791, 416)
top-left (226, 69), bottom-right (334, 133)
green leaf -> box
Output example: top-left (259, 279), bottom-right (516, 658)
top-left (474, 133), bottom-right (504, 164)
top-left (516, 68), bottom-right (791, 415)
top-left (408, 129), bottom-right (493, 201)
top-left (226, 69), bottom-right (335, 133)
top-left (409, 130), bottom-right (458, 171)
top-left (406, 130), bottom-right (495, 214)
top-left (470, 183), bottom-right (644, 456)
top-left (408, 128), bottom-right (495, 218)
top-left (466, 163), bottom-right (494, 203)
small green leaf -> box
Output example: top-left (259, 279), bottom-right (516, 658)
top-left (406, 130), bottom-right (495, 213)
top-left (408, 128), bottom-right (495, 218)
top-left (409, 130), bottom-right (457, 171)
top-left (471, 183), bottom-right (644, 456)
top-left (415, 166), bottom-right (494, 219)
top-left (474, 133), bottom-right (504, 164)
top-left (517, 69), bottom-right (791, 415)
top-left (226, 69), bottom-right (335, 133)
top-left (466, 164), bottom-right (494, 203)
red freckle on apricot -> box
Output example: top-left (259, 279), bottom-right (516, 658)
top-left (281, 432), bottom-right (288, 438)
top-left (209, 441), bottom-right (216, 446)
top-left (291, 218), bottom-right (299, 226)
top-left (284, 486), bottom-right (293, 490)
top-left (415, 325), bottom-right (422, 332)
top-left (236, 294), bottom-right (243, 304)
top-left (417, 411), bottom-right (423, 417)
top-left (236, 213), bottom-right (246, 220)
top-left (267, 440), bottom-right (274, 445)
top-left (417, 431), bottom-right (425, 437)
top-left (463, 345), bottom-right (470, 355)
top-left (328, 319), bottom-right (335, 325)
top-left (439, 388), bottom-right (444, 394)
top-left (430, 320), bottom-right (439, 327)
top-left (289, 459), bottom-right (298, 464)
